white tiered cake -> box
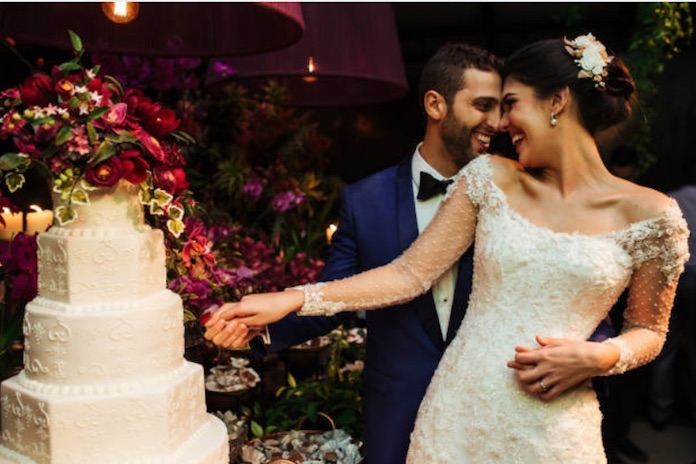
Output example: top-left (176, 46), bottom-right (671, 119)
top-left (0, 183), bottom-right (228, 463)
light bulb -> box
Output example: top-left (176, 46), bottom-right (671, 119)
top-left (102, 2), bottom-right (140, 24)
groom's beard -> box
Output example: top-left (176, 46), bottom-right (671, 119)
top-left (441, 114), bottom-right (477, 169)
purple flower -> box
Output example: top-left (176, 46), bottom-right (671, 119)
top-left (211, 60), bottom-right (236, 78)
top-left (243, 177), bottom-right (265, 200)
top-left (236, 266), bottom-right (254, 280)
top-left (271, 190), bottom-right (305, 213)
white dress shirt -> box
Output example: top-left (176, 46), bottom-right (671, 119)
top-left (411, 145), bottom-right (458, 339)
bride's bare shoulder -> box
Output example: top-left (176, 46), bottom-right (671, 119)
top-left (486, 154), bottom-right (525, 188)
top-left (616, 179), bottom-right (674, 223)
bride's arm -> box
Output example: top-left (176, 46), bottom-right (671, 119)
top-left (207, 164), bottom-right (483, 329)
top-left (601, 212), bottom-right (690, 375)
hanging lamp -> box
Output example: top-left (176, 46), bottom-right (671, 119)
top-left (0, 2), bottom-right (305, 57)
top-left (205, 3), bottom-right (409, 107)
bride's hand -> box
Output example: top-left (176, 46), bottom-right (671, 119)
top-left (507, 335), bottom-right (619, 401)
top-left (207, 289), bottom-right (304, 328)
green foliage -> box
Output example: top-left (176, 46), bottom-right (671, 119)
top-left (623, 3), bottom-right (693, 174)
top-left (246, 327), bottom-right (366, 439)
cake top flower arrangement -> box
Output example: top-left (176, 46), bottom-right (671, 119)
top-left (0, 31), bottom-right (194, 237)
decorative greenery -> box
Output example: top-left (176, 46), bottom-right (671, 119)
top-left (243, 327), bottom-right (366, 440)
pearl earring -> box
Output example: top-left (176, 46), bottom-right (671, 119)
top-left (550, 112), bottom-right (558, 127)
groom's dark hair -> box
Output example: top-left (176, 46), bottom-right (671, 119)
top-left (418, 42), bottom-right (502, 113)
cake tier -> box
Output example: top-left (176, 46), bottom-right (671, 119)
top-left (0, 362), bottom-right (228, 464)
top-left (52, 180), bottom-right (145, 232)
top-left (22, 290), bottom-right (183, 387)
top-left (36, 227), bottom-right (166, 305)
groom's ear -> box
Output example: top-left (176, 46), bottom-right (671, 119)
top-left (424, 90), bottom-right (447, 121)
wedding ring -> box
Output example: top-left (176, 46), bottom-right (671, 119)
top-left (539, 378), bottom-right (549, 393)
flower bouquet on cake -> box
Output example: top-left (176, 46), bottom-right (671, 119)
top-left (0, 30), bottom-right (194, 237)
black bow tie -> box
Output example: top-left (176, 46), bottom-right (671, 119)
top-left (417, 171), bottom-right (453, 201)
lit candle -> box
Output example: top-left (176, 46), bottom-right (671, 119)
top-left (325, 223), bottom-right (338, 244)
top-left (25, 205), bottom-right (54, 236)
top-left (0, 208), bottom-right (23, 241)
top-left (303, 56), bottom-right (318, 83)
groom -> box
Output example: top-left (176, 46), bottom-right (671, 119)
top-left (206, 41), bottom-right (503, 464)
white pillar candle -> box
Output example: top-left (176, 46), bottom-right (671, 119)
top-left (25, 205), bottom-right (54, 236)
top-left (0, 208), bottom-right (23, 241)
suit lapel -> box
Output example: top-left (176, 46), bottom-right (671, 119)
top-left (396, 159), bottom-right (446, 350)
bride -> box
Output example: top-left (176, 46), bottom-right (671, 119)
top-left (205, 34), bottom-right (689, 463)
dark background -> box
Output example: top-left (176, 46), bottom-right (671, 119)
top-left (1, 3), bottom-right (694, 194)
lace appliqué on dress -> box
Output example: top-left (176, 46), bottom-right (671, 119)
top-left (293, 283), bottom-right (346, 316)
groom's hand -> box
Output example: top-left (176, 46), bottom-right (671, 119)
top-left (204, 308), bottom-right (265, 348)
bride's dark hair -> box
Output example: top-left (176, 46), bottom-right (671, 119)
top-left (502, 37), bottom-right (637, 135)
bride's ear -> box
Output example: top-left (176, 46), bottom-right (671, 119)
top-left (550, 86), bottom-right (570, 116)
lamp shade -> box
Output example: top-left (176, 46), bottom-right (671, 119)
top-left (206, 3), bottom-right (409, 107)
top-left (0, 2), bottom-right (305, 57)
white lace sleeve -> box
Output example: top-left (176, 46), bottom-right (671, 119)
top-left (603, 201), bottom-right (690, 375)
top-left (294, 155), bottom-right (492, 316)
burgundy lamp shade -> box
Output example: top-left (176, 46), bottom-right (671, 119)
top-left (0, 2), bottom-right (305, 57)
top-left (206, 3), bottom-right (409, 107)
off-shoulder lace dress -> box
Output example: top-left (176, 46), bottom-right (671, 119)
top-left (295, 155), bottom-right (690, 463)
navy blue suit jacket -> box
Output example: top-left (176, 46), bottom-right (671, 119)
top-left (261, 156), bottom-right (475, 464)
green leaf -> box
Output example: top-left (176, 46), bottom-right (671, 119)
top-left (90, 141), bottom-right (117, 166)
top-left (68, 30), bottom-right (83, 53)
top-left (250, 420), bottom-right (264, 438)
top-left (103, 75), bottom-right (124, 97)
top-left (54, 205), bottom-right (77, 225)
top-left (170, 130), bottom-right (197, 145)
top-left (87, 106), bottom-right (109, 122)
top-left (86, 122), bottom-right (98, 145)
top-left (55, 125), bottom-right (73, 146)
top-left (0, 153), bottom-right (31, 171)
top-left (71, 189), bottom-right (89, 205)
top-left (287, 373), bottom-right (297, 389)
top-left (59, 62), bottom-right (82, 72)
top-left (5, 173), bottom-right (26, 193)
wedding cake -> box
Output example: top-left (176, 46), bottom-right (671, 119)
top-left (0, 183), bottom-right (228, 463)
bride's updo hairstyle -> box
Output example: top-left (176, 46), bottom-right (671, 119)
top-left (502, 34), bottom-right (637, 135)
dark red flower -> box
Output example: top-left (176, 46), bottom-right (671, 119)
top-left (17, 73), bottom-right (53, 107)
top-left (153, 165), bottom-right (189, 195)
top-left (53, 78), bottom-right (74, 101)
top-left (123, 89), bottom-right (159, 122)
top-left (85, 156), bottom-right (123, 187)
top-left (119, 149), bottom-right (150, 184)
top-left (143, 108), bottom-right (180, 137)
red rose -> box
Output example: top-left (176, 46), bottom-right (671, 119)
top-left (153, 165), bottom-right (189, 195)
top-left (143, 108), bottom-right (180, 137)
top-left (85, 156), bottom-right (123, 187)
top-left (54, 78), bottom-right (74, 100)
top-left (17, 73), bottom-right (53, 107)
top-left (119, 149), bottom-right (150, 184)
top-left (123, 89), bottom-right (158, 121)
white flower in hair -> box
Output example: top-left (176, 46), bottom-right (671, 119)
top-left (563, 33), bottom-right (613, 88)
